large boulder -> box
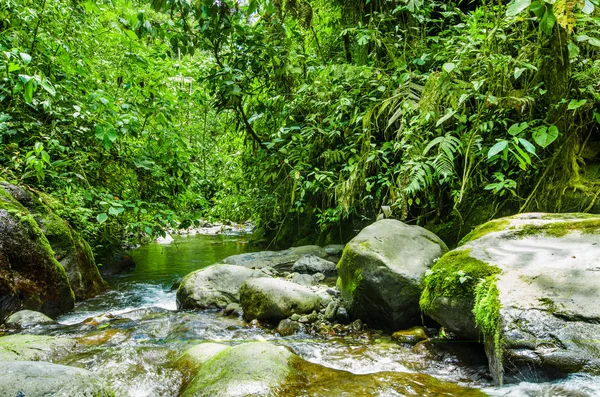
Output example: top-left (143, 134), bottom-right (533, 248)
top-left (337, 219), bottom-right (448, 330)
top-left (292, 255), bottom-right (337, 275)
top-left (176, 342), bottom-right (484, 397)
top-left (177, 264), bottom-right (268, 310)
top-left (0, 361), bottom-right (113, 396)
top-left (221, 245), bottom-right (328, 270)
top-left (0, 186), bottom-right (75, 320)
top-left (239, 278), bottom-right (322, 322)
top-left (0, 334), bottom-right (76, 361)
top-left (1, 183), bottom-right (107, 300)
top-left (420, 213), bottom-right (600, 385)
top-left (4, 309), bottom-right (55, 328)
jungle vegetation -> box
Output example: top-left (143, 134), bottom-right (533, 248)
top-left (1, 0), bottom-right (599, 258)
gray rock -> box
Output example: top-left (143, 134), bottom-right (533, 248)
top-left (0, 334), bottom-right (77, 362)
top-left (337, 219), bottom-right (447, 330)
top-left (4, 310), bottom-right (55, 328)
top-left (177, 264), bottom-right (269, 310)
top-left (324, 301), bottom-right (338, 322)
top-left (421, 213), bottom-right (600, 384)
top-left (223, 302), bottom-right (241, 316)
top-left (240, 278), bottom-right (322, 322)
top-left (277, 319), bottom-right (302, 336)
top-left (221, 245), bottom-right (327, 270)
top-left (0, 361), bottom-right (113, 396)
top-left (290, 272), bottom-right (317, 287)
top-left (292, 255), bottom-right (337, 275)
top-left (324, 244), bottom-right (345, 256)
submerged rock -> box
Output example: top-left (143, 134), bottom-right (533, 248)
top-left (292, 255), bottom-right (337, 275)
top-left (276, 319), bottom-right (302, 336)
top-left (0, 334), bottom-right (76, 361)
top-left (392, 326), bottom-right (428, 345)
top-left (177, 264), bottom-right (269, 310)
top-left (221, 245), bottom-right (328, 270)
top-left (0, 185), bottom-right (75, 320)
top-left (176, 341), bottom-right (484, 397)
top-left (421, 213), bottom-right (600, 384)
top-left (0, 361), bottom-right (113, 396)
top-left (337, 219), bottom-right (448, 330)
top-left (239, 278), bottom-right (322, 322)
top-left (4, 310), bottom-right (55, 328)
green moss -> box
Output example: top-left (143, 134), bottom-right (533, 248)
top-left (459, 220), bottom-right (510, 246)
top-left (511, 218), bottom-right (600, 238)
top-left (420, 249), bottom-right (500, 313)
top-left (336, 246), bottom-right (363, 298)
top-left (538, 297), bottom-right (557, 313)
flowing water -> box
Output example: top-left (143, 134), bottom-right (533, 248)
top-left (11, 233), bottom-right (600, 396)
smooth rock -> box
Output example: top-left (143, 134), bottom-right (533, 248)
top-left (4, 310), bottom-right (55, 328)
top-left (277, 319), bottom-right (301, 336)
top-left (337, 219), bottom-right (448, 330)
top-left (0, 361), bottom-right (113, 396)
top-left (392, 327), bottom-right (428, 345)
top-left (240, 278), bottom-right (321, 322)
top-left (292, 255), bottom-right (337, 275)
top-left (324, 301), bottom-right (338, 322)
top-left (290, 273), bottom-right (317, 287)
top-left (0, 334), bottom-right (76, 362)
top-left (221, 246), bottom-right (327, 270)
top-left (421, 213), bottom-right (600, 384)
top-left (177, 264), bottom-right (268, 310)
top-left (156, 233), bottom-right (174, 244)
top-left (323, 244), bottom-right (345, 256)
top-left (336, 307), bottom-right (350, 324)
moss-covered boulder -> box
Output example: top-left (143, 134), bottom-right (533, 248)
top-left (0, 361), bottom-right (114, 396)
top-left (176, 264), bottom-right (269, 310)
top-left (1, 183), bottom-right (107, 300)
top-left (176, 342), bottom-right (484, 397)
top-left (239, 278), bottom-right (322, 322)
top-left (0, 334), bottom-right (76, 361)
top-left (421, 213), bottom-right (600, 385)
top-left (221, 245), bottom-right (328, 270)
top-left (0, 186), bottom-right (75, 320)
top-left (4, 309), bottom-right (55, 328)
top-left (337, 219), bottom-right (448, 330)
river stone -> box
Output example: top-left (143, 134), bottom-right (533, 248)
top-left (4, 310), bottom-right (55, 328)
top-left (290, 272), bottom-right (317, 287)
top-left (0, 361), bottom-right (113, 396)
top-left (420, 213), bottom-right (600, 384)
top-left (239, 278), bottom-right (322, 322)
top-left (323, 244), bottom-right (345, 256)
top-left (221, 245), bottom-right (327, 270)
top-left (292, 255), bottom-right (337, 275)
top-left (0, 334), bottom-right (77, 361)
top-left (392, 326), bottom-right (428, 345)
top-left (177, 341), bottom-right (484, 397)
top-left (337, 219), bottom-right (448, 330)
top-left (177, 264), bottom-right (269, 310)
top-left (1, 183), bottom-right (107, 301)
top-left (0, 185), bottom-right (75, 320)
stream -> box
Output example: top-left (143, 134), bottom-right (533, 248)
top-left (11, 233), bottom-right (600, 396)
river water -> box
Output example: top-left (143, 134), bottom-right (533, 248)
top-left (14, 233), bottom-right (600, 396)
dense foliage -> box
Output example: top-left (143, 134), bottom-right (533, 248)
top-left (1, 0), bottom-right (599, 252)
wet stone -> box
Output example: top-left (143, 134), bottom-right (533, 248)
top-left (277, 319), bottom-right (302, 336)
top-left (392, 326), bottom-right (429, 345)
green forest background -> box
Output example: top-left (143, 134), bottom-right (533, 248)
top-left (1, 0), bottom-right (599, 262)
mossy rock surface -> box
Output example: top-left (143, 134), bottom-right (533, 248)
top-left (221, 245), bottom-right (327, 270)
top-left (0, 185), bottom-right (75, 320)
top-left (177, 341), bottom-right (484, 397)
top-left (420, 212), bottom-right (600, 385)
top-left (239, 277), bottom-right (321, 322)
top-left (337, 219), bottom-right (448, 330)
top-left (1, 183), bottom-right (107, 300)
top-left (0, 334), bottom-right (76, 362)
top-left (0, 360), bottom-right (114, 396)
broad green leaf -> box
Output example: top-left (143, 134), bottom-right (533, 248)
top-left (97, 213), bottom-right (108, 224)
top-left (583, 0), bottom-right (595, 14)
top-left (539, 9), bottom-right (556, 36)
top-left (144, 226), bottom-right (153, 234)
top-left (108, 206), bottom-right (124, 216)
top-left (529, 1), bottom-right (545, 18)
top-left (518, 138), bottom-right (536, 155)
top-left (507, 0), bottom-right (532, 17)
top-left (488, 140), bottom-right (508, 159)
top-left (567, 99), bottom-right (587, 110)
top-left (532, 125), bottom-right (558, 148)
top-left (442, 62), bottom-right (456, 73)
top-left (23, 80), bottom-right (34, 104)
top-left (508, 122), bottom-right (528, 136)
top-left (40, 79), bottom-right (56, 96)
top-left (20, 52), bottom-right (32, 64)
